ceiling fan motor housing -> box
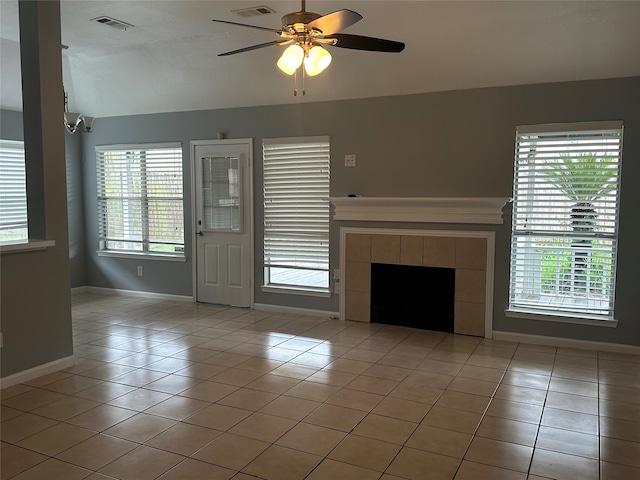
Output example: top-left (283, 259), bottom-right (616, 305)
top-left (282, 11), bottom-right (322, 31)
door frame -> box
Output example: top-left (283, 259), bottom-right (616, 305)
top-left (190, 139), bottom-right (254, 307)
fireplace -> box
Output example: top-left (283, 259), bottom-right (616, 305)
top-left (340, 228), bottom-right (495, 337)
top-left (371, 263), bottom-right (455, 332)
top-left (332, 197), bottom-right (507, 338)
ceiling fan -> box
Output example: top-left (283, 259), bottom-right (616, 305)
top-left (212, 0), bottom-right (405, 83)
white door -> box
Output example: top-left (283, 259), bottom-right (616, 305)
top-left (193, 140), bottom-right (252, 307)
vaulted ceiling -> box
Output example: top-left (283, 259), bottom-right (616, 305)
top-left (2, 1), bottom-right (640, 119)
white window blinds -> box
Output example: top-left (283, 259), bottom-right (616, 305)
top-left (96, 143), bottom-right (184, 255)
top-left (509, 121), bottom-right (623, 320)
top-left (0, 140), bottom-right (27, 242)
top-left (263, 136), bottom-right (330, 291)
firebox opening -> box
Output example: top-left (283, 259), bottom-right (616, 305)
top-left (370, 263), bottom-right (455, 332)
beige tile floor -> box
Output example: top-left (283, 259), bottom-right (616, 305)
top-left (1, 292), bottom-right (639, 479)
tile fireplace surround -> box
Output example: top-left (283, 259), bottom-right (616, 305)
top-left (332, 197), bottom-right (508, 338)
top-left (341, 229), bottom-right (494, 337)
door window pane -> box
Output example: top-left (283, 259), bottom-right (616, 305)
top-left (202, 156), bottom-right (241, 231)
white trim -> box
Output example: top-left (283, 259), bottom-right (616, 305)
top-left (254, 303), bottom-right (339, 319)
top-left (0, 239), bottom-right (55, 254)
top-left (0, 356), bottom-right (76, 389)
top-left (505, 309), bottom-right (618, 327)
top-left (516, 120), bottom-right (623, 135)
top-left (339, 227), bottom-right (497, 240)
top-left (191, 142), bottom-right (198, 306)
top-left (260, 285), bottom-right (331, 298)
top-left (492, 330), bottom-right (640, 355)
top-left (96, 251), bottom-right (186, 262)
top-left (339, 227), bottom-right (495, 338)
top-left (85, 286), bottom-right (193, 302)
top-left (485, 233), bottom-right (496, 339)
top-left (190, 139), bottom-right (255, 308)
top-left (96, 142), bottom-right (181, 151)
top-left (263, 136), bottom-right (330, 146)
top-left (329, 197), bottom-right (509, 224)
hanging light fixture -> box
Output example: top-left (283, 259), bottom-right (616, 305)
top-left (303, 45), bottom-right (331, 76)
top-left (63, 89), bottom-right (94, 134)
top-left (276, 43), bottom-right (331, 77)
top-left (61, 45), bottom-right (94, 133)
top-left (214, 0), bottom-right (405, 96)
top-left (276, 44), bottom-right (305, 75)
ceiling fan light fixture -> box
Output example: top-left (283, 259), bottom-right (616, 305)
top-left (277, 44), bottom-right (304, 75)
top-left (304, 45), bottom-right (331, 76)
top-left (214, 1), bottom-right (404, 91)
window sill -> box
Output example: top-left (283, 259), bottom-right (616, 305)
top-left (261, 285), bottom-right (332, 298)
top-left (505, 308), bottom-right (618, 328)
top-left (97, 251), bottom-right (187, 262)
top-left (0, 239), bottom-right (55, 255)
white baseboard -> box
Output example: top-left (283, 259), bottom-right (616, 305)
top-left (85, 286), bottom-right (194, 303)
top-left (254, 303), bottom-right (339, 319)
top-left (78, 286), bottom-right (338, 318)
top-left (492, 330), bottom-right (640, 355)
top-left (0, 355), bottom-right (76, 390)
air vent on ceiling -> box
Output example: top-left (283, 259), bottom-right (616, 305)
top-left (91, 16), bottom-right (134, 30)
top-left (232, 5), bottom-right (275, 18)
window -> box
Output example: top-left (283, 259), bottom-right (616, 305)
top-left (0, 140), bottom-right (28, 243)
top-left (201, 155), bottom-right (241, 231)
top-left (509, 121), bottom-right (623, 321)
top-left (96, 143), bottom-right (184, 256)
top-left (263, 136), bottom-right (330, 292)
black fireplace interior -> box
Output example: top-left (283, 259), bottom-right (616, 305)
top-left (370, 263), bottom-right (455, 332)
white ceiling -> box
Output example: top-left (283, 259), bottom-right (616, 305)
top-left (2, 0), bottom-right (640, 118)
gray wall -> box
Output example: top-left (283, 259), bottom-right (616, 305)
top-left (81, 76), bottom-right (640, 347)
top-left (65, 128), bottom-right (87, 288)
top-left (0, 109), bottom-right (23, 141)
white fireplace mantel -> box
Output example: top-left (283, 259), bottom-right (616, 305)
top-left (329, 197), bottom-right (510, 224)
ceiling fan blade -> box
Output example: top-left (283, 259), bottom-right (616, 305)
top-left (307, 9), bottom-right (362, 35)
top-left (328, 33), bottom-right (405, 53)
top-left (212, 18), bottom-right (281, 34)
top-left (218, 40), bottom-right (292, 57)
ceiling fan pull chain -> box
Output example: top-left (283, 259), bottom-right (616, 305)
top-left (294, 69), bottom-right (298, 96)
top-left (302, 68), bottom-right (306, 96)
